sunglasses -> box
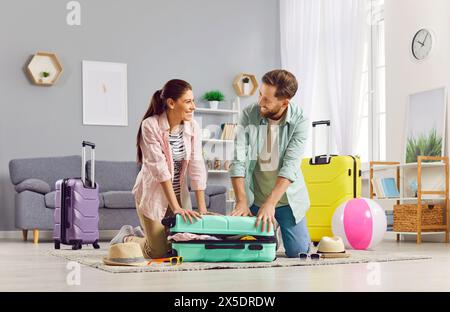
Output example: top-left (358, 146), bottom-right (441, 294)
top-left (298, 253), bottom-right (321, 260)
top-left (148, 256), bottom-right (183, 266)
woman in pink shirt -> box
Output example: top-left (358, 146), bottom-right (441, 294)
top-left (110, 79), bottom-right (208, 259)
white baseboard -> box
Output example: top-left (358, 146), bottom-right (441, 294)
top-left (0, 230), bottom-right (117, 241)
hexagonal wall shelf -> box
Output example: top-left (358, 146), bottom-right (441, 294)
top-left (233, 73), bottom-right (258, 97)
top-left (26, 52), bottom-right (63, 86)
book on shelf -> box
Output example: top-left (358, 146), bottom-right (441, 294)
top-left (371, 178), bottom-right (383, 198)
top-left (381, 178), bottom-right (400, 198)
top-left (220, 123), bottom-right (237, 140)
top-left (371, 177), bottom-right (400, 198)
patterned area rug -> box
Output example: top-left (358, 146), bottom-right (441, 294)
top-left (47, 247), bottom-right (431, 274)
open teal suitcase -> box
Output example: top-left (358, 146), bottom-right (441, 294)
top-left (162, 215), bottom-right (276, 262)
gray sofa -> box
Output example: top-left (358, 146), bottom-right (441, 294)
top-left (9, 155), bottom-right (227, 243)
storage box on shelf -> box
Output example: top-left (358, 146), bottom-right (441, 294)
top-left (393, 203), bottom-right (444, 232)
top-left (369, 156), bottom-right (449, 244)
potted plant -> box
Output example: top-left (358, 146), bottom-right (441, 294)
top-left (242, 77), bottom-right (251, 96)
top-left (39, 71), bottom-right (51, 83)
top-left (202, 90), bottom-right (225, 110)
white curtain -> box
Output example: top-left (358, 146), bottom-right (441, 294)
top-left (280, 0), bottom-right (367, 156)
top-left (280, 0), bottom-right (322, 120)
top-left (322, 0), bottom-right (367, 155)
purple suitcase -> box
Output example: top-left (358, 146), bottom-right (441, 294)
top-left (53, 141), bottom-right (100, 250)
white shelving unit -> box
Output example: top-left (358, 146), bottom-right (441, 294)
top-left (374, 196), bottom-right (447, 202)
top-left (195, 108), bottom-right (239, 115)
top-left (369, 161), bottom-right (445, 171)
top-left (208, 170), bottom-right (229, 174)
top-left (370, 157), bottom-right (449, 244)
top-left (202, 139), bottom-right (234, 144)
top-left (196, 97), bottom-right (241, 210)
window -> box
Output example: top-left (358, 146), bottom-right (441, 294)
top-left (356, 0), bottom-right (386, 163)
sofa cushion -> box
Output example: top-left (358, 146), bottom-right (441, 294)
top-left (87, 160), bottom-right (139, 193)
top-left (205, 185), bottom-right (227, 196)
top-left (15, 178), bottom-right (51, 195)
top-left (102, 191), bottom-right (136, 209)
top-left (9, 155), bottom-right (81, 191)
top-left (45, 191), bottom-right (105, 208)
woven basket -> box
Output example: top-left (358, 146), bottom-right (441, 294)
top-left (393, 204), bottom-right (445, 232)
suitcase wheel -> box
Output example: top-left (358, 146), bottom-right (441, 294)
top-left (54, 240), bottom-right (60, 250)
top-left (93, 241), bottom-right (100, 249)
top-left (72, 242), bottom-right (82, 250)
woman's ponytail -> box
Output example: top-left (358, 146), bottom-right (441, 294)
top-left (136, 89), bottom-right (166, 165)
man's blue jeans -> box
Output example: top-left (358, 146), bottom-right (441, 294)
top-left (250, 204), bottom-right (311, 258)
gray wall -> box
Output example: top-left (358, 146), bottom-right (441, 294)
top-left (0, 0), bottom-right (280, 230)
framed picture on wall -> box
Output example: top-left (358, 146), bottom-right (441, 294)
top-left (404, 87), bottom-right (447, 163)
top-left (82, 60), bottom-right (128, 126)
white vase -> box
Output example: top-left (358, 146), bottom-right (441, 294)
top-left (209, 101), bottom-right (219, 110)
top-left (243, 82), bottom-right (251, 96)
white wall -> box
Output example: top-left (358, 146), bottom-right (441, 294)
top-left (385, 0), bottom-right (450, 242)
top-left (385, 0), bottom-right (450, 162)
top-left (0, 0), bottom-right (280, 230)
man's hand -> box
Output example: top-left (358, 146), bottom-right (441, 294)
top-left (231, 200), bottom-right (253, 217)
top-left (255, 202), bottom-right (276, 233)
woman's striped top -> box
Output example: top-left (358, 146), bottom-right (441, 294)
top-left (169, 126), bottom-right (186, 203)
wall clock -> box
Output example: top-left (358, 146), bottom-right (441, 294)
top-left (412, 29), bottom-right (433, 60)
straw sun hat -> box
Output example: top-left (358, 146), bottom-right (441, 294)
top-left (103, 242), bottom-right (148, 266)
top-left (317, 236), bottom-right (350, 258)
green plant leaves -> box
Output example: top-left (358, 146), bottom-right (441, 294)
top-left (406, 128), bottom-right (442, 163)
top-left (202, 90), bottom-right (225, 102)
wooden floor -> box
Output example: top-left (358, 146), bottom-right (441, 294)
top-left (1, 238), bottom-right (450, 292)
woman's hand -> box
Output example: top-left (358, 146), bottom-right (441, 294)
top-left (172, 207), bottom-right (202, 223)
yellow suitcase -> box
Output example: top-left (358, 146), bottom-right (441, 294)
top-left (301, 121), bottom-right (361, 243)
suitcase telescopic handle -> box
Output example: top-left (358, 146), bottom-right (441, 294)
top-left (82, 141), bottom-right (96, 149)
top-left (312, 120), bottom-right (331, 127)
top-left (311, 120), bottom-right (331, 164)
top-left (81, 141), bottom-right (96, 187)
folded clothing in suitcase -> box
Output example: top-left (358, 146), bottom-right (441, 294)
top-left (162, 215), bottom-right (276, 262)
top-left (301, 121), bottom-right (361, 243)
